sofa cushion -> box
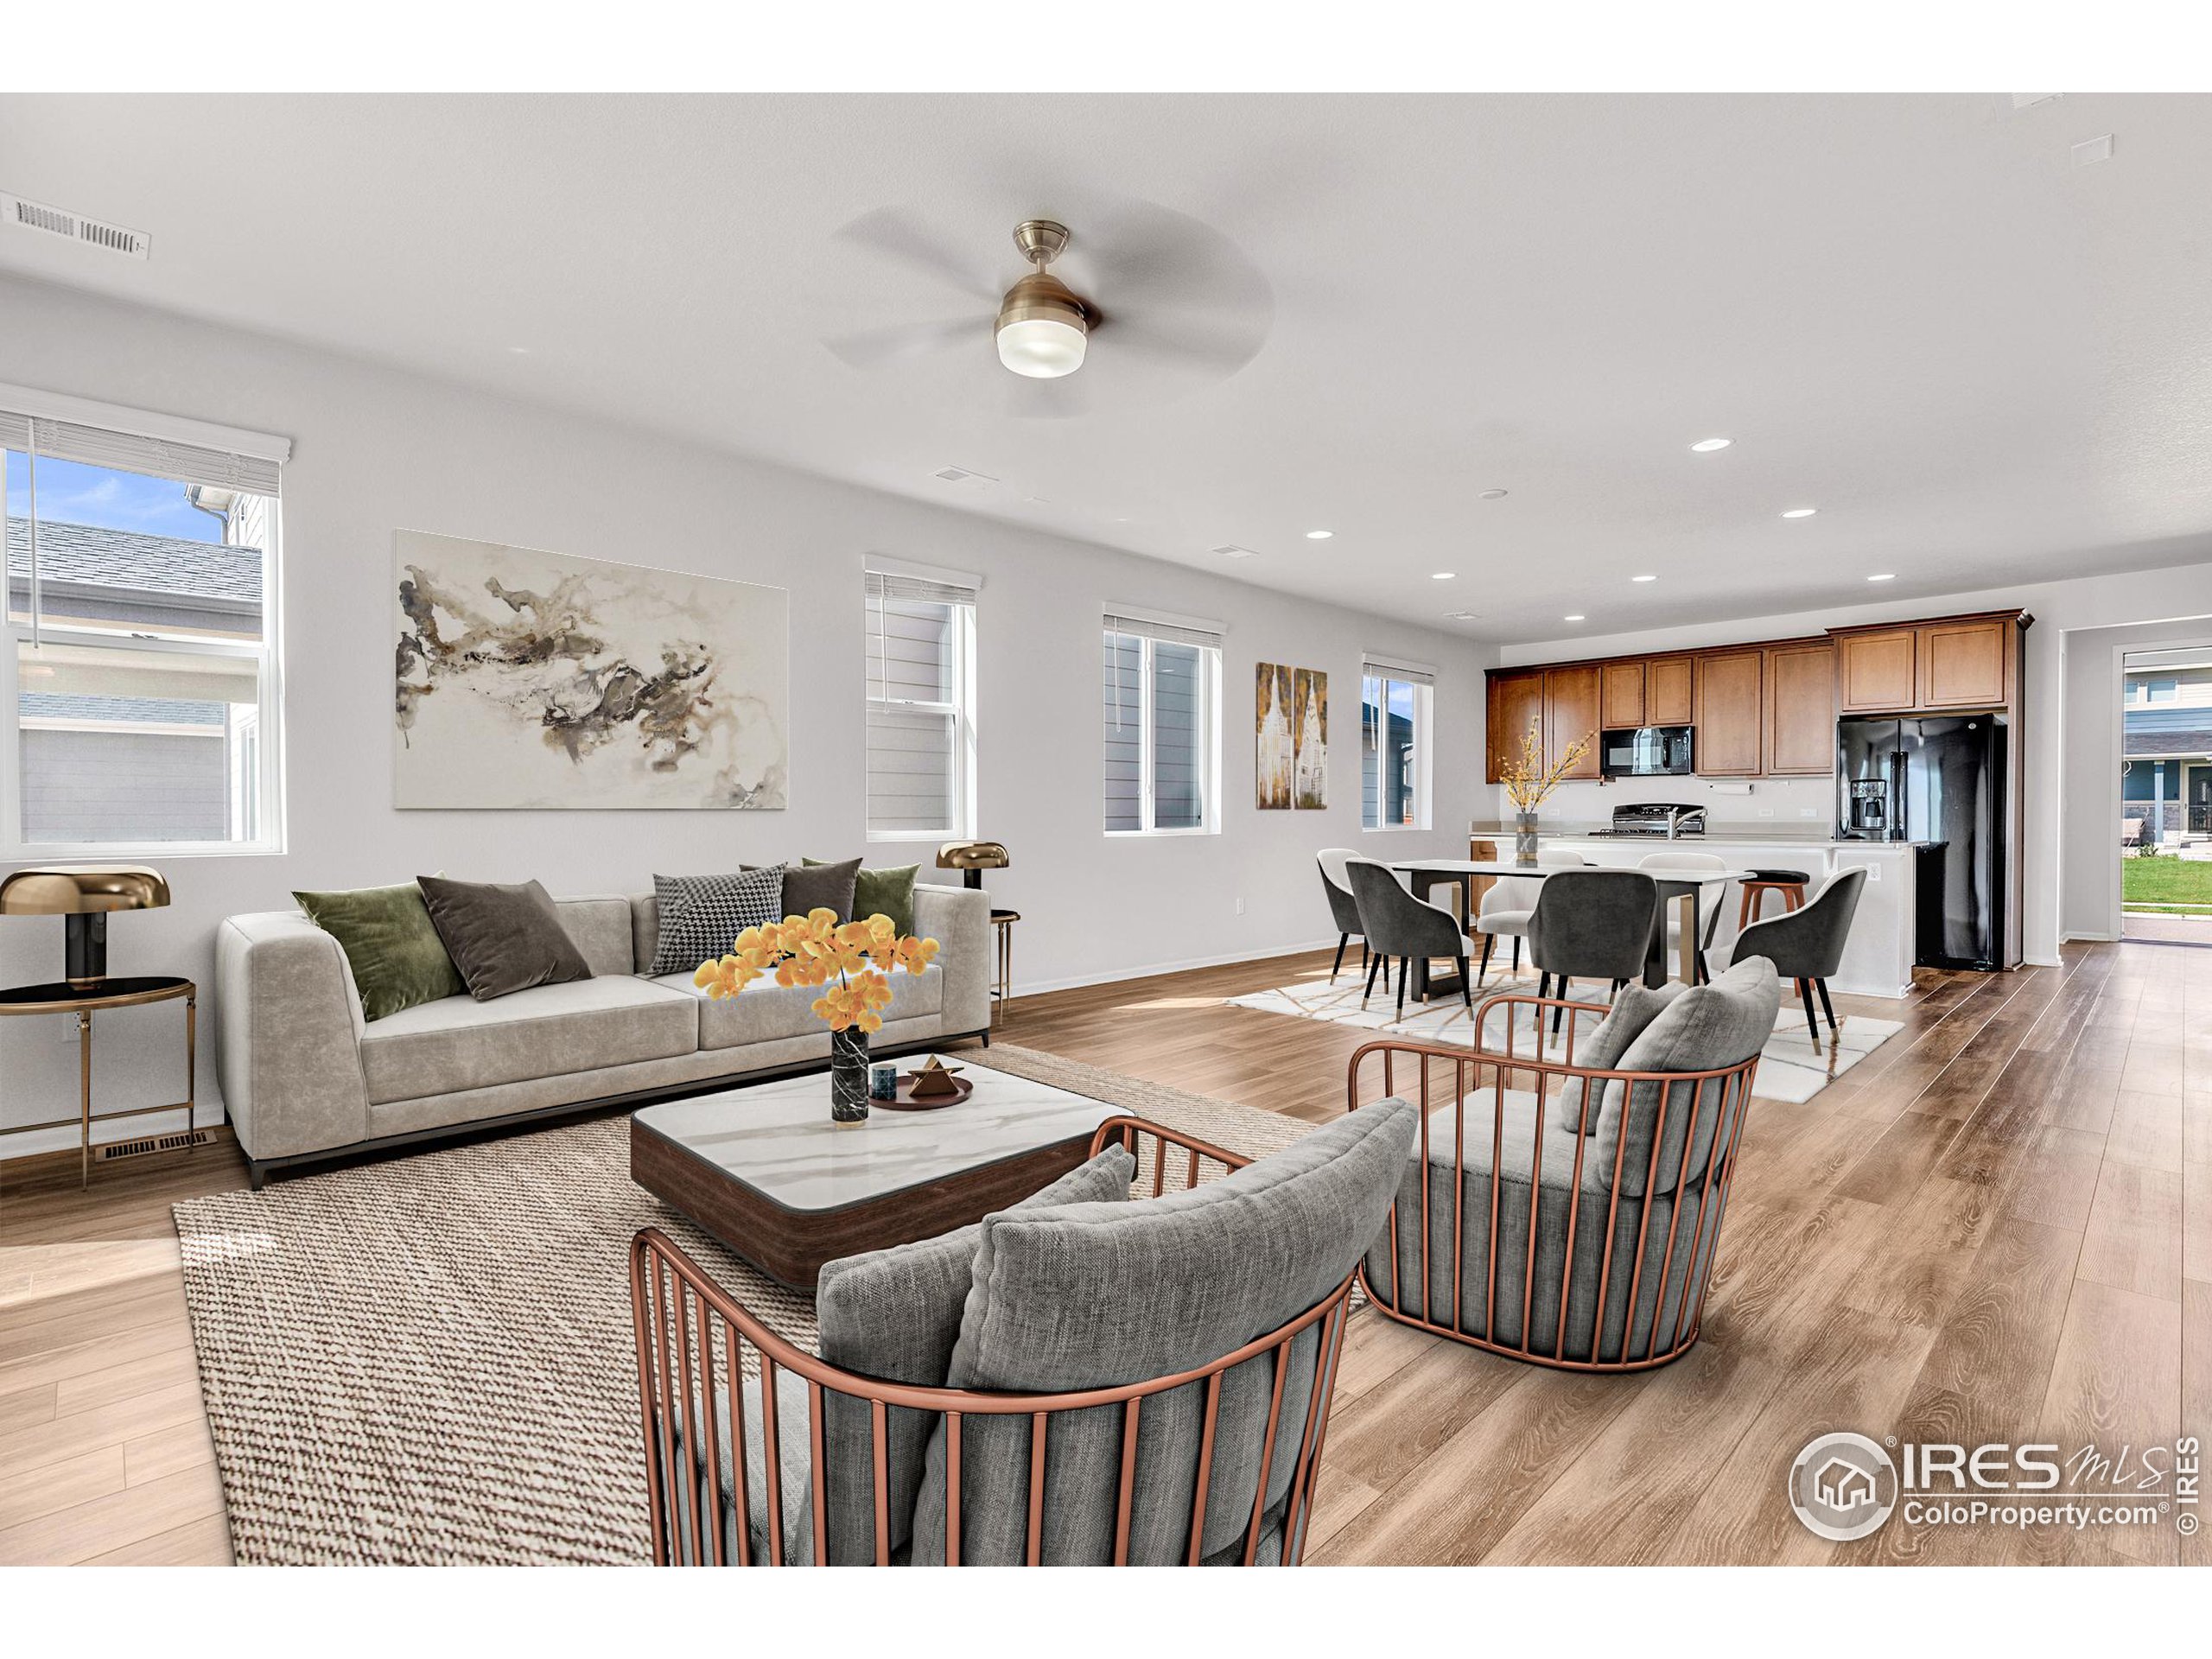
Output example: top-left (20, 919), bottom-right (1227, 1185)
top-left (647, 869), bottom-right (785, 976)
top-left (762, 857), bottom-right (858, 922)
top-left (910, 1098), bottom-right (1416, 1566)
top-left (551, 894), bottom-right (636, 977)
top-left (418, 876), bottom-right (593, 1001)
top-left (809, 857), bottom-right (918, 938)
top-left (658, 963), bottom-right (943, 1051)
top-left (292, 880), bottom-right (463, 1022)
top-left (358, 976), bottom-right (697, 1105)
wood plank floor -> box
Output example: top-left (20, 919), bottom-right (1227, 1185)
top-left (2, 938), bottom-right (2203, 1566)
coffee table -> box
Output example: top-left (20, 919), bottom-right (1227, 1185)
top-left (629, 1057), bottom-right (1119, 1288)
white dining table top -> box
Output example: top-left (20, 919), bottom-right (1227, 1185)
top-left (1388, 858), bottom-right (1753, 883)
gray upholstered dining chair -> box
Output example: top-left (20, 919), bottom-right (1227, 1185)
top-left (1471, 847), bottom-right (1586, 985)
top-left (1730, 866), bottom-right (1867, 1047)
top-left (1637, 849), bottom-right (1729, 986)
top-left (632, 1103), bottom-right (1420, 1565)
top-left (1527, 868), bottom-right (1662, 1029)
top-left (1316, 848), bottom-right (1375, 987)
top-left (1345, 858), bottom-right (1471, 1020)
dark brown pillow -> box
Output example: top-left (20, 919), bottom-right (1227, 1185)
top-left (416, 876), bottom-right (593, 1001)
top-left (747, 858), bottom-right (859, 922)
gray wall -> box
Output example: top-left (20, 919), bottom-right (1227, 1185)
top-left (0, 272), bottom-right (1493, 1153)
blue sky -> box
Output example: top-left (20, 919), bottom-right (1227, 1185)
top-left (4, 453), bottom-right (219, 542)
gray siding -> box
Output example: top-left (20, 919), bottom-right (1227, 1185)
top-left (21, 728), bottom-right (227, 842)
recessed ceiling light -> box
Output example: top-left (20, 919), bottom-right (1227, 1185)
top-left (1564, 614), bottom-right (1586, 622)
top-left (1478, 488), bottom-right (1509, 500)
top-left (1689, 437), bottom-right (1732, 453)
top-left (1432, 571), bottom-right (1456, 581)
top-left (1866, 573), bottom-right (1897, 582)
top-left (1305, 529), bottom-right (1333, 540)
top-left (1781, 507), bottom-right (1818, 518)
top-left (1631, 574), bottom-right (1657, 582)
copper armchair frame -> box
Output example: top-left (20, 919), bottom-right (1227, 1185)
top-left (631, 1115), bottom-right (1357, 1566)
top-left (1347, 991), bottom-right (1760, 1373)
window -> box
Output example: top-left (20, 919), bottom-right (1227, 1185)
top-left (1362, 657), bottom-right (1434, 830)
top-left (1103, 608), bottom-right (1222, 835)
top-left (3, 391), bottom-right (287, 856)
top-left (864, 563), bottom-right (976, 839)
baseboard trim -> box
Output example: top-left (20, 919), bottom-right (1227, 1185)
top-left (1012, 938), bottom-right (1342, 998)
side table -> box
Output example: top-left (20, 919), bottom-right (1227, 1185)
top-left (0, 976), bottom-right (196, 1188)
top-left (989, 908), bottom-right (1020, 1025)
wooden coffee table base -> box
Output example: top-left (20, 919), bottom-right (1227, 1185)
top-left (630, 1117), bottom-right (1098, 1290)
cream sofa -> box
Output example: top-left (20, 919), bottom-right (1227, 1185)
top-left (214, 883), bottom-right (994, 1186)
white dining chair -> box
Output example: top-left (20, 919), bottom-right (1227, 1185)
top-left (1471, 847), bottom-right (1586, 985)
top-left (1637, 849), bottom-right (1729, 985)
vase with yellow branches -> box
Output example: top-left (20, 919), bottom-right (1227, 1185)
top-left (1500, 715), bottom-right (1592, 865)
top-left (696, 910), bottom-right (940, 1122)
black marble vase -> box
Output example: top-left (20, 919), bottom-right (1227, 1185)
top-left (830, 1027), bottom-right (871, 1122)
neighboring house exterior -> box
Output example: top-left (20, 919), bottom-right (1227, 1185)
top-left (6, 512), bottom-right (264, 844)
top-left (2121, 658), bottom-right (2212, 842)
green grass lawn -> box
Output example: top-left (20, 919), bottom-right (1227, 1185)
top-left (2120, 853), bottom-right (2212, 912)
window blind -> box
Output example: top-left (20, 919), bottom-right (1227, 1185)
top-left (864, 570), bottom-right (975, 836)
top-left (865, 569), bottom-right (977, 609)
top-left (1103, 609), bottom-right (1224, 652)
top-left (0, 410), bottom-right (283, 497)
top-left (1362, 654), bottom-right (1436, 688)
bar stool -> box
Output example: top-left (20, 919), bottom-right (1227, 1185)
top-left (1738, 868), bottom-right (1811, 928)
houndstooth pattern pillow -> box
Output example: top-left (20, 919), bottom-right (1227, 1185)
top-left (649, 868), bottom-right (786, 976)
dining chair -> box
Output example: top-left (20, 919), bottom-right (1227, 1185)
top-left (1527, 869), bottom-right (1662, 1032)
top-left (1637, 849), bottom-right (1729, 986)
top-left (1345, 858), bottom-right (1472, 1020)
top-left (1730, 866), bottom-right (1867, 1047)
top-left (1471, 848), bottom-right (1586, 986)
top-left (1315, 849), bottom-right (1372, 985)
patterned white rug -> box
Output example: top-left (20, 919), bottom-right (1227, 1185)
top-left (1226, 965), bottom-right (1901, 1104)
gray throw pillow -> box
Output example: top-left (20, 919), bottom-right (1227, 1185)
top-left (416, 875), bottom-right (592, 1001)
top-left (742, 858), bottom-right (860, 922)
top-left (1560, 979), bottom-right (1686, 1133)
top-left (804, 1144), bottom-right (1136, 1566)
top-left (912, 1099), bottom-right (1418, 1567)
top-left (648, 868), bottom-right (785, 976)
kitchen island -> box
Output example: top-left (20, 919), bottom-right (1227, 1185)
top-left (1467, 826), bottom-right (1923, 997)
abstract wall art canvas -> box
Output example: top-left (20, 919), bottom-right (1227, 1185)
top-left (392, 530), bottom-right (789, 810)
top-left (1294, 667), bottom-right (1328, 809)
top-left (1256, 662), bottom-right (1294, 810)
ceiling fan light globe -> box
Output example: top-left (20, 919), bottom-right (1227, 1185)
top-left (996, 315), bottom-right (1087, 378)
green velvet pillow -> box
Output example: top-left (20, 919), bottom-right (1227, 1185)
top-left (294, 880), bottom-right (465, 1022)
top-left (805, 857), bottom-right (919, 938)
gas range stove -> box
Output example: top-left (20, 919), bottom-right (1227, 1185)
top-left (1587, 802), bottom-right (1707, 837)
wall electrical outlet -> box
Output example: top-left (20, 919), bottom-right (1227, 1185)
top-left (1758, 807), bottom-right (1776, 817)
top-left (1235, 897), bottom-right (1246, 916)
top-left (1799, 807), bottom-right (1821, 817)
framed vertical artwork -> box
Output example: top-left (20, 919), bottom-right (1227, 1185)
top-left (1293, 667), bottom-right (1328, 808)
top-left (1256, 663), bottom-right (1294, 809)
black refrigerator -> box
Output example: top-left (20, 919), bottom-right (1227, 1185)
top-left (1837, 715), bottom-right (2007, 971)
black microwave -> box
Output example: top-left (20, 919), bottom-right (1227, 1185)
top-left (1600, 726), bottom-right (1695, 777)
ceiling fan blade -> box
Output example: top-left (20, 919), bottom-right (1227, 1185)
top-left (822, 315), bottom-right (982, 369)
top-left (1091, 316), bottom-right (1265, 373)
top-left (830, 207), bottom-right (1001, 302)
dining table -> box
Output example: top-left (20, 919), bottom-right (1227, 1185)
top-left (1386, 858), bottom-right (1753, 1002)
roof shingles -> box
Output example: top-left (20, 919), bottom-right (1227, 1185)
top-left (5, 517), bottom-right (262, 606)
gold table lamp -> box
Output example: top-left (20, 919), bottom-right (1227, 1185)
top-left (935, 841), bottom-right (1009, 892)
top-left (0, 866), bottom-right (172, 990)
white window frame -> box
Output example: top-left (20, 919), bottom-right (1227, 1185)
top-left (864, 557), bottom-right (978, 845)
top-left (1103, 607), bottom-right (1223, 838)
top-left (1361, 657), bottom-right (1435, 834)
top-left (2, 383), bottom-right (289, 861)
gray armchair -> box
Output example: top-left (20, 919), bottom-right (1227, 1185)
top-left (1316, 848), bottom-right (1373, 986)
top-left (1730, 866), bottom-right (1866, 1046)
top-left (1346, 858), bottom-right (1471, 1020)
top-left (1527, 869), bottom-right (1662, 1028)
top-left (1471, 848), bottom-right (1586, 985)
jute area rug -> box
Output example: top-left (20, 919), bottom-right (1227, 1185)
top-left (1227, 963), bottom-right (1902, 1104)
top-left (172, 1045), bottom-right (1313, 1566)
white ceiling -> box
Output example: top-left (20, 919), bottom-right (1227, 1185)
top-left (3, 92), bottom-right (2210, 643)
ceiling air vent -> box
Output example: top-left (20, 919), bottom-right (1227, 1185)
top-left (928, 465), bottom-right (997, 494)
top-left (1210, 544), bottom-right (1259, 560)
top-left (1, 192), bottom-right (150, 259)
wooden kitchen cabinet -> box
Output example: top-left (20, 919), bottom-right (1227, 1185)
top-left (1645, 657), bottom-right (1694, 725)
top-left (1837, 627), bottom-right (1920, 713)
top-left (1544, 664), bottom-right (1603, 779)
top-left (1485, 671), bottom-right (1546, 783)
top-left (1694, 651), bottom-right (1764, 774)
top-left (1599, 659), bottom-right (1646, 728)
top-left (1917, 616), bottom-right (2012, 709)
top-left (1764, 642), bottom-right (1836, 774)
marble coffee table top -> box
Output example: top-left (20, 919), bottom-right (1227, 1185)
top-left (632, 1057), bottom-right (1119, 1213)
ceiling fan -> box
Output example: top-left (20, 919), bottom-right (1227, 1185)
top-left (817, 200), bottom-right (1273, 416)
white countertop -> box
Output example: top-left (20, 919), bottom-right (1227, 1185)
top-left (632, 1056), bottom-right (1117, 1211)
top-left (1469, 825), bottom-right (1927, 849)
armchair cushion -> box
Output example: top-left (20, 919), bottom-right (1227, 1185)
top-left (1560, 979), bottom-right (1685, 1132)
top-left (1590, 957), bottom-right (1777, 1197)
top-left (912, 1098), bottom-right (1417, 1566)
